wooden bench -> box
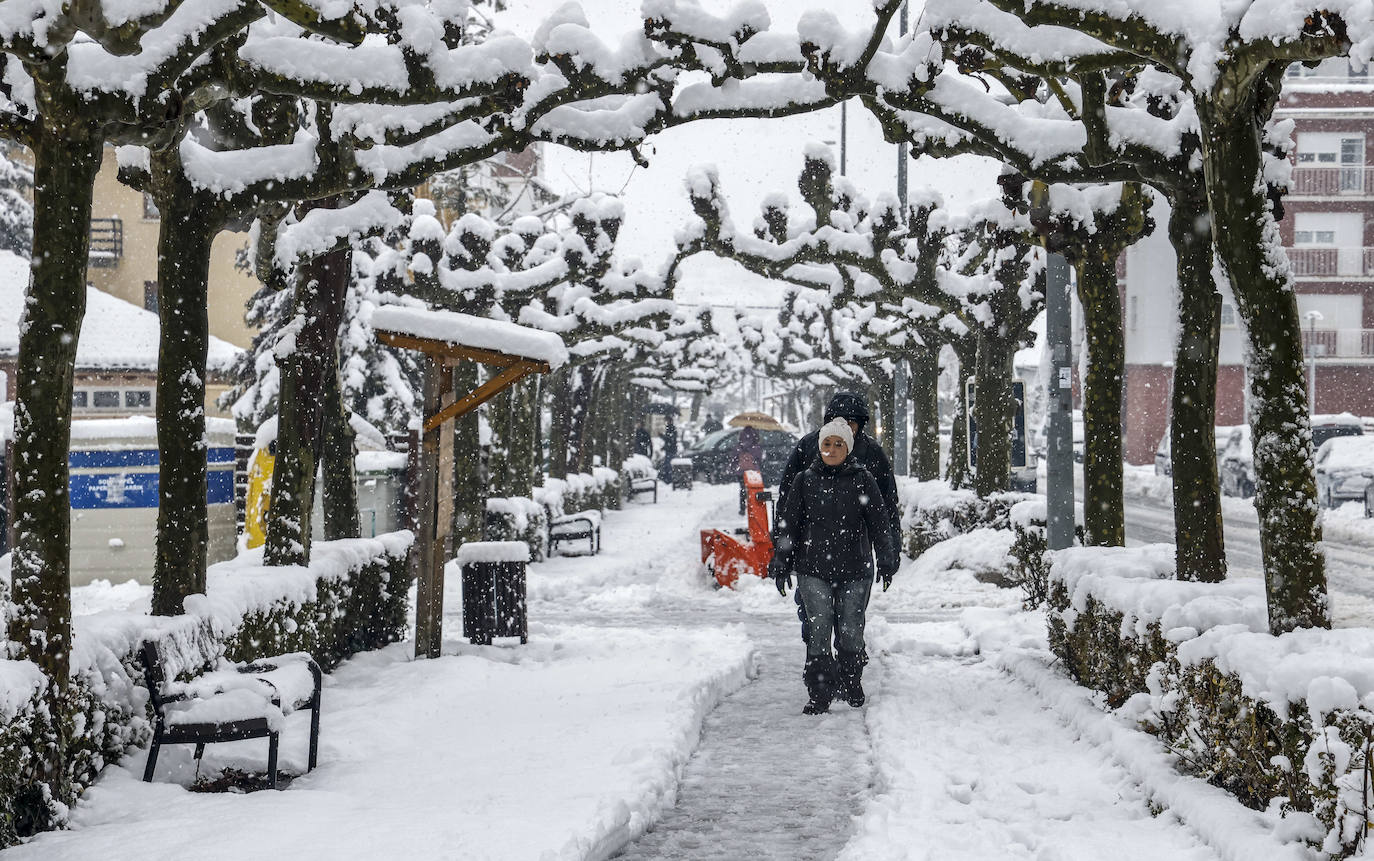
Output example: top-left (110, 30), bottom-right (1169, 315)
top-left (549, 509), bottom-right (602, 556)
top-left (140, 641), bottom-right (322, 789)
top-left (627, 476), bottom-right (658, 503)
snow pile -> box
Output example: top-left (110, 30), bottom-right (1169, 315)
top-left (453, 541), bottom-right (530, 565)
top-left (371, 304), bottom-right (569, 368)
top-left (1049, 544), bottom-right (1267, 638)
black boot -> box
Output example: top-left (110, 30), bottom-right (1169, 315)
top-left (802, 656), bottom-right (836, 715)
top-left (837, 650), bottom-right (868, 708)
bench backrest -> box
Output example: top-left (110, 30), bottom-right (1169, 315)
top-left (139, 641), bottom-right (169, 713)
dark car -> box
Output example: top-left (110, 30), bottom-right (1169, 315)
top-left (680, 427), bottom-right (797, 485)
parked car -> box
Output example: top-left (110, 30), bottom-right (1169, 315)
top-left (1219, 426), bottom-right (1255, 498)
top-left (1155, 425), bottom-right (1240, 477)
top-left (1315, 435), bottom-right (1374, 509)
top-left (1311, 413), bottom-right (1364, 449)
top-left (679, 427), bottom-right (798, 485)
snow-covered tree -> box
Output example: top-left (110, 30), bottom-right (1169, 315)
top-left (0, 142), bottom-right (31, 258)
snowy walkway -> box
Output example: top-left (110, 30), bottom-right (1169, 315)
top-left (9, 483), bottom-right (1263, 860)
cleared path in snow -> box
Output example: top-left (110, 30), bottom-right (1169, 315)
top-left (610, 622), bottom-right (872, 861)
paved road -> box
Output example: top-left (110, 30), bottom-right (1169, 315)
top-left (1122, 493), bottom-right (1374, 625)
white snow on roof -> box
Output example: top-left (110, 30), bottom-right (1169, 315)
top-left (372, 305), bottom-right (569, 369)
top-left (0, 251), bottom-right (243, 372)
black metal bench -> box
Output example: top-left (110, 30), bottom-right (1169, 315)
top-left (627, 476), bottom-right (658, 503)
top-left (549, 509), bottom-right (602, 556)
top-left (140, 640), bottom-right (322, 789)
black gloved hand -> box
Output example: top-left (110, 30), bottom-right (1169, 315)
top-left (772, 565), bottom-right (792, 597)
top-left (877, 567), bottom-right (896, 592)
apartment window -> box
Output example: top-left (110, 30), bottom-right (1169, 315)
top-left (143, 193), bottom-right (160, 220)
top-left (1294, 230), bottom-right (1337, 244)
top-left (1128, 295), bottom-right (1138, 332)
top-left (72, 391), bottom-right (88, 409)
top-left (124, 390), bottom-right (152, 409)
top-left (144, 280), bottom-right (159, 314)
top-left (91, 390), bottom-right (120, 408)
top-left (1220, 302), bottom-right (1238, 328)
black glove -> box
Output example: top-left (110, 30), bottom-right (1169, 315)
top-left (877, 567), bottom-right (896, 592)
top-left (772, 564), bottom-right (792, 596)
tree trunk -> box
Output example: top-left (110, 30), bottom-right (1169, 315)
top-left (150, 162), bottom-right (219, 615)
top-left (547, 368), bottom-right (570, 480)
top-left (1168, 192), bottom-right (1227, 582)
top-left (507, 377), bottom-right (538, 499)
top-left (319, 359), bottom-right (359, 541)
top-left (908, 343), bottom-right (941, 480)
top-left (1075, 252), bottom-right (1126, 546)
top-left (265, 243), bottom-right (350, 566)
top-left (946, 343), bottom-right (975, 489)
top-left (972, 334), bottom-right (1015, 497)
top-left (451, 361), bottom-right (484, 545)
top-left (1201, 100), bottom-right (1327, 632)
top-left (485, 385), bottom-right (514, 496)
top-left (869, 369), bottom-right (896, 462)
top-left (8, 128), bottom-right (103, 676)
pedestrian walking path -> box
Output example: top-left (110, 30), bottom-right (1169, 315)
top-left (611, 624), bottom-right (874, 861)
top-left (12, 483), bottom-right (1248, 860)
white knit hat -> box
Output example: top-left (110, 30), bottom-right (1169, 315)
top-left (818, 417), bottom-right (854, 454)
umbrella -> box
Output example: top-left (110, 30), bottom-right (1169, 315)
top-left (727, 411), bottom-right (786, 431)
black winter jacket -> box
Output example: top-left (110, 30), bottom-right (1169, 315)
top-left (777, 430), bottom-right (900, 558)
top-left (769, 458), bottom-right (899, 583)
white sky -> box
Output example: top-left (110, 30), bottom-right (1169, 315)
top-left (494, 0), bottom-right (1004, 309)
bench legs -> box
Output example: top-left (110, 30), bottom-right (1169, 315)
top-left (308, 698), bottom-right (320, 772)
top-left (267, 732), bottom-right (279, 789)
top-left (143, 739), bottom-right (161, 782)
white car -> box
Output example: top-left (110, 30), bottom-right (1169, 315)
top-left (1315, 435), bottom-right (1374, 509)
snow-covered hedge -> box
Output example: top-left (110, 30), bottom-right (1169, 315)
top-left (486, 466), bottom-right (624, 559)
top-left (1046, 546), bottom-right (1374, 856)
top-left (0, 534), bottom-right (412, 847)
top-left (897, 478), bottom-right (1035, 559)
top-left (486, 496), bottom-right (549, 561)
top-left (1007, 500), bottom-right (1083, 609)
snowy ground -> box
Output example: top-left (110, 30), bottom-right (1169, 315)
top-left (19, 484), bottom-right (1307, 860)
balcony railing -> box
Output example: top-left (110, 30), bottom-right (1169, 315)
top-left (1284, 246), bottom-right (1374, 278)
top-left (1289, 166), bottom-right (1374, 196)
top-left (88, 217), bottom-right (123, 267)
top-left (1301, 328), bottom-right (1374, 359)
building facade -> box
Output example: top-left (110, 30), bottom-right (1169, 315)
top-left (1122, 59), bottom-right (1374, 464)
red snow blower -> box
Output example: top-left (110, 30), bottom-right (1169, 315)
top-left (701, 470), bottom-right (775, 589)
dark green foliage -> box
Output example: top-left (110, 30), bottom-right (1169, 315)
top-left (0, 543), bottom-right (409, 848)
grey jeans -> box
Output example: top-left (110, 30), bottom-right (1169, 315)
top-left (796, 575), bottom-right (873, 659)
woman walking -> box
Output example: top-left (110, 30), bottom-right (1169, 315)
top-left (769, 418), bottom-right (898, 714)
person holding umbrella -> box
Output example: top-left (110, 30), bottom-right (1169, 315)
top-left (734, 425), bottom-right (763, 513)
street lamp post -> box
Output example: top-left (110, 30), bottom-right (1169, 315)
top-left (1305, 310), bottom-right (1324, 413)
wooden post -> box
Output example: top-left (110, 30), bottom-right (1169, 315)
top-left (413, 359), bottom-right (455, 659)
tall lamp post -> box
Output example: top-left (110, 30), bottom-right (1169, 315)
top-left (892, 1), bottom-right (911, 475)
top-left (1305, 310), bottom-right (1324, 413)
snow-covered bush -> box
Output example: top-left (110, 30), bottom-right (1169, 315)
top-left (1045, 548), bottom-right (1374, 854)
top-left (486, 497), bottom-right (549, 561)
top-left (897, 479), bottom-right (1034, 559)
top-left (0, 535), bottom-right (411, 846)
top-left (1007, 500), bottom-right (1083, 609)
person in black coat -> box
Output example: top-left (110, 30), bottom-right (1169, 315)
top-left (769, 418), bottom-right (899, 715)
top-left (658, 417), bottom-right (679, 483)
top-left (776, 391), bottom-right (902, 643)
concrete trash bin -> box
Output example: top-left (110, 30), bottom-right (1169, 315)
top-left (456, 541), bottom-right (530, 645)
top-left (671, 457), bottom-right (694, 490)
